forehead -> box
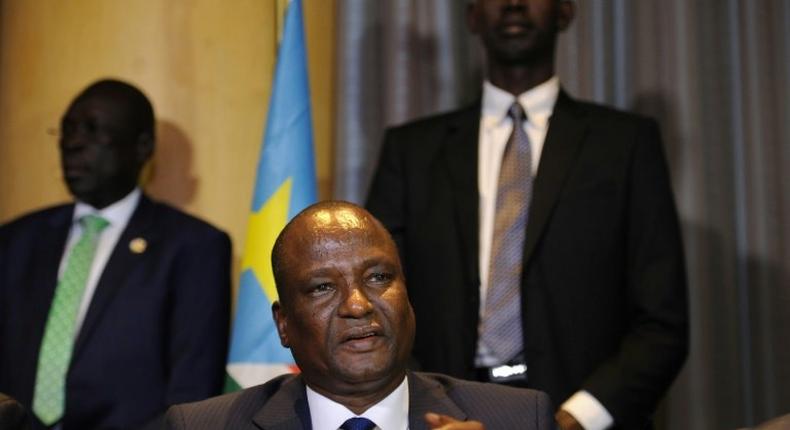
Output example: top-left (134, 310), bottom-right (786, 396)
top-left (288, 209), bottom-right (396, 264)
top-left (311, 207), bottom-right (366, 230)
top-left (63, 92), bottom-right (131, 122)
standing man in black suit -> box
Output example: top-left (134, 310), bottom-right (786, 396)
top-left (366, 1), bottom-right (688, 429)
top-left (0, 79), bottom-right (232, 429)
top-left (165, 201), bottom-right (554, 430)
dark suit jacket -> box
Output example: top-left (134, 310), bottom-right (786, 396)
top-left (0, 194), bottom-right (232, 430)
top-left (366, 92), bottom-right (688, 429)
top-left (164, 371), bottom-right (554, 430)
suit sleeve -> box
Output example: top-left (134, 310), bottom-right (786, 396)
top-left (535, 390), bottom-right (555, 430)
top-left (366, 128), bottom-right (407, 254)
top-left (165, 228), bottom-right (232, 406)
top-left (162, 405), bottom-right (185, 430)
top-left (583, 120), bottom-right (689, 428)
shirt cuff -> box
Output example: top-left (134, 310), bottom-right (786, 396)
top-left (560, 390), bottom-right (614, 430)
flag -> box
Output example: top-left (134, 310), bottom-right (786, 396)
top-left (225, 0), bottom-right (316, 391)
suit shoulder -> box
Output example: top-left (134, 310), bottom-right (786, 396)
top-left (570, 97), bottom-right (658, 129)
top-left (388, 103), bottom-right (480, 133)
top-left (166, 375), bottom-right (295, 428)
top-left (0, 203), bottom-right (71, 236)
top-left (383, 104), bottom-right (480, 144)
top-left (146, 197), bottom-right (229, 240)
top-left (418, 372), bottom-right (549, 402)
top-left (387, 104), bottom-right (480, 134)
top-left (415, 373), bottom-right (554, 429)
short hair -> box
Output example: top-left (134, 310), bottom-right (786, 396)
top-left (76, 78), bottom-right (156, 139)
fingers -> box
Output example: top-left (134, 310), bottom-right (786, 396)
top-left (425, 412), bottom-right (485, 430)
top-left (425, 412), bottom-right (452, 427)
top-left (555, 410), bottom-right (585, 430)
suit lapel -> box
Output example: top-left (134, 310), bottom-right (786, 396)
top-left (36, 206), bottom-right (74, 303)
top-left (25, 206), bottom-right (73, 349)
top-left (523, 91), bottom-right (588, 266)
top-left (252, 376), bottom-right (311, 430)
top-left (407, 372), bottom-right (467, 430)
top-left (72, 195), bottom-right (157, 358)
top-left (441, 104), bottom-right (482, 285)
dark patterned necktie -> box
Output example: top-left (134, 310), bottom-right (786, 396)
top-left (340, 417), bottom-right (377, 430)
top-left (480, 102), bottom-right (531, 363)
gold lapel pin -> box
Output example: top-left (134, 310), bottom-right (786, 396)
top-left (129, 237), bottom-right (147, 254)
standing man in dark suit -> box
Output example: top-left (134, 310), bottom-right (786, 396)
top-left (165, 201), bottom-right (554, 430)
top-left (0, 79), bottom-right (232, 430)
top-left (366, 1), bottom-right (688, 429)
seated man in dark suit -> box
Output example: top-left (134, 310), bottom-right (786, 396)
top-left (165, 201), bottom-right (554, 430)
top-left (0, 79), bottom-right (232, 429)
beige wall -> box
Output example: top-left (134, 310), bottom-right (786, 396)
top-left (0, 0), bottom-right (335, 271)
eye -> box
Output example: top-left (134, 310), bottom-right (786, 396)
top-left (60, 121), bottom-right (76, 138)
top-left (84, 119), bottom-right (99, 136)
top-left (309, 282), bottom-right (335, 297)
top-left (367, 272), bottom-right (393, 285)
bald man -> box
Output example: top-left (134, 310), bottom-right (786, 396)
top-left (165, 201), bottom-right (554, 430)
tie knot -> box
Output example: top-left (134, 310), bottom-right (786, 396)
top-left (508, 102), bottom-right (527, 122)
top-left (340, 417), bottom-right (377, 430)
top-left (80, 215), bottom-right (109, 236)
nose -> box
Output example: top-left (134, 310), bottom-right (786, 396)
top-left (338, 286), bottom-right (374, 318)
top-left (59, 119), bottom-right (104, 150)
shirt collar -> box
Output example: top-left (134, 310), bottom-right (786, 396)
top-left (481, 75), bottom-right (560, 129)
top-left (306, 376), bottom-right (409, 430)
top-left (73, 187), bottom-right (142, 228)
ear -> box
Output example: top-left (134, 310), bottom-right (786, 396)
top-left (557, 0), bottom-right (576, 32)
top-left (465, 1), bottom-right (480, 34)
top-left (272, 301), bottom-right (290, 348)
top-left (135, 132), bottom-right (154, 164)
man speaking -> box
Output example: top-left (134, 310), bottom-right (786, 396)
top-left (165, 201), bottom-right (553, 430)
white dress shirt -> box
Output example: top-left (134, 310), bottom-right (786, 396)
top-left (59, 188), bottom-right (141, 335)
top-left (306, 376), bottom-right (409, 430)
top-left (475, 78), bottom-right (614, 430)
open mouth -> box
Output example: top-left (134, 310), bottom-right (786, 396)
top-left (349, 331), bottom-right (376, 339)
top-left (341, 326), bottom-right (384, 351)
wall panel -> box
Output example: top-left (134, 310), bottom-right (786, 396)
top-left (0, 0), bottom-right (335, 278)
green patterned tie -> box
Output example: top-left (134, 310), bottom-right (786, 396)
top-left (32, 214), bottom-right (109, 425)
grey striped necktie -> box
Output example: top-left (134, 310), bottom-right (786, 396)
top-left (481, 102), bottom-right (531, 363)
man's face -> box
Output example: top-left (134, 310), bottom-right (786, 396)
top-left (59, 92), bottom-right (145, 208)
top-left (273, 208), bottom-right (415, 397)
top-left (467, 0), bottom-right (573, 65)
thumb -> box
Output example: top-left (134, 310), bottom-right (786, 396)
top-left (425, 412), bottom-right (458, 428)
